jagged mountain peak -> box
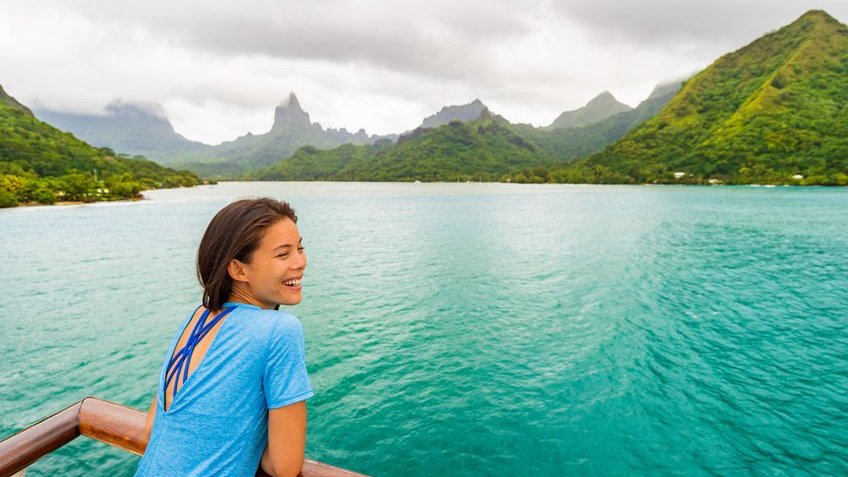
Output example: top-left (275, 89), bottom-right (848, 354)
top-left (279, 92), bottom-right (303, 111)
top-left (796, 9), bottom-right (840, 25)
top-left (590, 91), bottom-right (614, 101)
top-left (586, 91), bottom-right (630, 109)
top-left (548, 91), bottom-right (632, 130)
top-left (272, 92), bottom-right (312, 131)
top-left (772, 9), bottom-right (846, 44)
top-left (420, 99), bottom-right (488, 129)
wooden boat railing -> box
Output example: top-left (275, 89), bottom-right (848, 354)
top-left (0, 397), bottom-right (366, 477)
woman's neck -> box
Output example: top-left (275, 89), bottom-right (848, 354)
top-left (226, 288), bottom-right (272, 310)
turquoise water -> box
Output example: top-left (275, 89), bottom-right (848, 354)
top-left (1, 182), bottom-right (847, 476)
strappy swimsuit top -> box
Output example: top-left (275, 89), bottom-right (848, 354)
top-left (163, 305), bottom-right (236, 408)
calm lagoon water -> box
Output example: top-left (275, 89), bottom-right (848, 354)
top-left (1, 182), bottom-right (847, 476)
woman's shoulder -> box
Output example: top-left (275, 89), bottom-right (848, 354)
top-left (238, 307), bottom-right (304, 337)
top-left (268, 309), bottom-right (305, 338)
top-left (237, 306), bottom-right (299, 322)
top-left (253, 309), bottom-right (307, 360)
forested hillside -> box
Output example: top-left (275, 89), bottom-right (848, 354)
top-left (0, 85), bottom-right (200, 207)
top-left (578, 10), bottom-right (848, 185)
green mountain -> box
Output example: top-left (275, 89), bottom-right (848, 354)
top-left (547, 91), bottom-right (632, 129)
top-left (580, 10), bottom-right (848, 185)
top-left (248, 83), bottom-right (681, 183)
top-left (35, 101), bottom-right (212, 165)
top-left (35, 92), bottom-right (395, 178)
top-left (420, 99), bottom-right (488, 128)
top-left (251, 110), bottom-right (549, 182)
top-left (0, 84), bottom-right (200, 207)
top-left (509, 82), bottom-right (681, 161)
top-left (176, 93), bottom-right (395, 177)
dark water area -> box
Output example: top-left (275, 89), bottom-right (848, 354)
top-left (2, 182), bottom-right (847, 476)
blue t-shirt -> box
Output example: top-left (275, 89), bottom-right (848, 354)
top-left (134, 302), bottom-right (313, 476)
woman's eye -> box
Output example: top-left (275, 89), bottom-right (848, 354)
top-left (277, 246), bottom-right (303, 258)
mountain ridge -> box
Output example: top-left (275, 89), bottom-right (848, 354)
top-left (249, 82), bottom-right (681, 182)
top-left (35, 92), bottom-right (395, 177)
top-left (547, 91), bottom-right (632, 130)
top-left (183, 92), bottom-right (394, 177)
top-left (420, 99), bottom-right (488, 129)
top-left (576, 9), bottom-right (848, 185)
top-left (35, 101), bottom-right (212, 165)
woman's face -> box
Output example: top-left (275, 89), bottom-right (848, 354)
top-left (239, 217), bottom-right (306, 308)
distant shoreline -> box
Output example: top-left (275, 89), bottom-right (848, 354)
top-left (189, 180), bottom-right (847, 188)
top-left (11, 196), bottom-right (145, 209)
top-left (7, 181), bottom-right (843, 210)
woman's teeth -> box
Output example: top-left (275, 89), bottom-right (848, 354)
top-left (283, 278), bottom-right (302, 286)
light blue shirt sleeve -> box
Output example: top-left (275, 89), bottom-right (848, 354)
top-left (263, 312), bottom-right (314, 409)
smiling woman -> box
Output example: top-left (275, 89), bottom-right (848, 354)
top-left (134, 197), bottom-right (313, 477)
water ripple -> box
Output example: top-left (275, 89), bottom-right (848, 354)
top-left (1, 183), bottom-right (847, 476)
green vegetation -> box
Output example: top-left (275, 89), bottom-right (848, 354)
top-left (251, 113), bottom-right (554, 182)
top-left (250, 86), bottom-right (679, 183)
top-left (0, 85), bottom-right (200, 208)
top-left (575, 10), bottom-right (848, 185)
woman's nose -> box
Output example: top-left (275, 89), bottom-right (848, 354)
top-left (293, 251), bottom-right (307, 270)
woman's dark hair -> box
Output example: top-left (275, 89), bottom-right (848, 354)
top-left (197, 197), bottom-right (297, 309)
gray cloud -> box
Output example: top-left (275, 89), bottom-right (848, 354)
top-left (549, 0), bottom-right (848, 48)
top-left (59, 0), bottom-right (540, 81)
top-left (2, 0), bottom-right (845, 143)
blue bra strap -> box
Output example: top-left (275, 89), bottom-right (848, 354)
top-left (163, 306), bottom-right (236, 407)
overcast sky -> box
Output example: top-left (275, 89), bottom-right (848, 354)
top-left (1, 1), bottom-right (846, 144)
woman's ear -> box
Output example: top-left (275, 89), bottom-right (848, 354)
top-left (228, 259), bottom-right (250, 283)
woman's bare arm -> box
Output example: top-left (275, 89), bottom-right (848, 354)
top-left (261, 401), bottom-right (307, 477)
top-left (144, 395), bottom-right (157, 441)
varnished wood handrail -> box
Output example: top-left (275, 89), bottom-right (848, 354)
top-left (0, 397), bottom-right (366, 477)
top-left (0, 402), bottom-right (81, 476)
top-left (79, 397), bottom-right (149, 456)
